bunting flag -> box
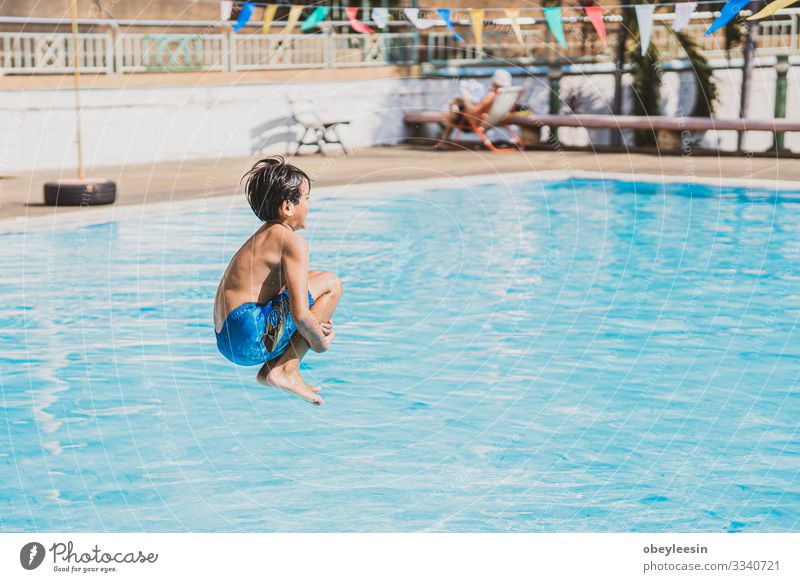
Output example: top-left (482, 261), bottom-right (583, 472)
top-left (671, 2), bottom-right (697, 32)
top-left (504, 9), bottom-right (524, 44)
top-left (584, 6), bottom-right (607, 48)
top-left (704, 0), bottom-right (747, 36)
top-left (635, 4), bottom-right (655, 55)
top-left (301, 6), bottom-right (330, 31)
top-left (543, 7), bottom-right (568, 49)
top-left (220, 1), bottom-right (233, 22)
top-left (371, 7), bottom-right (390, 29)
top-left (262, 3), bottom-right (277, 33)
top-left (437, 9), bottom-right (464, 42)
top-left (282, 5), bottom-right (303, 34)
top-left (232, 1), bottom-right (255, 32)
top-left (404, 8), bottom-right (437, 30)
top-left (346, 7), bottom-right (374, 34)
top-left (470, 8), bottom-right (485, 52)
top-left (747, 0), bottom-right (800, 19)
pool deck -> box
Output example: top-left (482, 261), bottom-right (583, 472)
top-left (3, 145), bottom-right (800, 225)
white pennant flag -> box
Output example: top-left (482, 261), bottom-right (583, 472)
top-left (671, 2), bottom-right (697, 32)
top-left (219, 1), bottom-right (233, 22)
top-left (404, 8), bottom-right (437, 30)
top-left (371, 7), bottom-right (390, 29)
top-left (635, 4), bottom-right (656, 56)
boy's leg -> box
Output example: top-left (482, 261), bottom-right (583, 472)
top-left (256, 271), bottom-right (342, 405)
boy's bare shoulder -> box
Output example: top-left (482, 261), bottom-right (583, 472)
top-left (279, 228), bottom-right (308, 256)
top-left (254, 225), bottom-right (307, 256)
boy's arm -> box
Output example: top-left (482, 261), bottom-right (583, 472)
top-left (281, 232), bottom-right (328, 352)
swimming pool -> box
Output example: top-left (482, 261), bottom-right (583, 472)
top-left (1, 173), bottom-right (798, 532)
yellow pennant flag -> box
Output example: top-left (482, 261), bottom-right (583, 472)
top-left (471, 9), bottom-right (485, 52)
top-left (747, 0), bottom-right (799, 19)
top-left (282, 5), bottom-right (303, 34)
top-left (504, 8), bottom-right (524, 44)
top-left (262, 4), bottom-right (278, 33)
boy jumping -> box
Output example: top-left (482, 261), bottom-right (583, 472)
top-left (213, 156), bottom-right (342, 406)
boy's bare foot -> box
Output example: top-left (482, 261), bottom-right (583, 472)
top-left (261, 364), bottom-right (324, 405)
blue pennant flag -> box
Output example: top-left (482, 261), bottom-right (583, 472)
top-left (437, 9), bottom-right (464, 42)
top-left (705, 0), bottom-right (747, 36)
top-left (233, 1), bottom-right (255, 32)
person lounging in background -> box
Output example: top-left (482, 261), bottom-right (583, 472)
top-left (213, 156), bottom-right (342, 406)
top-left (437, 69), bottom-right (513, 147)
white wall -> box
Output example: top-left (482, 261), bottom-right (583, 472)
top-left (1, 66), bottom-right (798, 174)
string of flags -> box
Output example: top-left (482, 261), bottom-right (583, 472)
top-left (219, 1), bottom-right (800, 53)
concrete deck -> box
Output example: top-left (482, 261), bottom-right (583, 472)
top-left (2, 145), bottom-right (800, 225)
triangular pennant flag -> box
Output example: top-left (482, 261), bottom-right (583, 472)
top-left (747, 0), bottom-right (799, 19)
top-left (671, 2), bottom-right (696, 31)
top-left (705, 0), bottom-right (747, 36)
top-left (371, 7), bottom-right (390, 29)
top-left (232, 1), bottom-right (255, 32)
top-left (437, 9), bottom-right (464, 42)
top-left (282, 5), bottom-right (303, 34)
top-left (220, 1), bottom-right (233, 22)
top-left (346, 7), bottom-right (374, 34)
top-left (543, 7), bottom-right (568, 49)
top-left (635, 4), bottom-right (655, 55)
top-left (301, 6), bottom-right (330, 31)
top-left (470, 9), bottom-right (485, 52)
top-left (584, 6), bottom-right (607, 48)
top-left (504, 9), bottom-right (524, 44)
top-left (262, 4), bottom-right (278, 33)
top-left (404, 8), bottom-right (436, 30)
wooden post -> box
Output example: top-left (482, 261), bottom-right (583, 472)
top-left (68, 0), bottom-right (85, 180)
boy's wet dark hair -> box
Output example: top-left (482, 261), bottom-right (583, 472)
top-left (242, 156), bottom-right (311, 222)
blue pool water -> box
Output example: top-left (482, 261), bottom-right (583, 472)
top-left (1, 176), bottom-right (799, 532)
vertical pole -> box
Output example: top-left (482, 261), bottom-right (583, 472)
top-left (68, 0), bottom-right (85, 180)
top-left (412, 0), bottom-right (421, 66)
top-left (773, 55), bottom-right (789, 151)
top-left (548, 66), bottom-right (562, 142)
top-left (738, 0), bottom-right (761, 151)
top-left (611, 10), bottom-right (630, 147)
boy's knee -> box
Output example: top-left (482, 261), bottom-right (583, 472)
top-left (326, 272), bottom-right (343, 298)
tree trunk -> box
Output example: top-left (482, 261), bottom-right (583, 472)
top-left (738, 1), bottom-right (761, 151)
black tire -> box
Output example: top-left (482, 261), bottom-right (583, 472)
top-left (43, 179), bottom-right (117, 206)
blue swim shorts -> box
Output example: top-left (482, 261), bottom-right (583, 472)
top-left (215, 290), bottom-right (315, 366)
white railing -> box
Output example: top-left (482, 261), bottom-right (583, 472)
top-left (0, 30), bottom-right (415, 75)
top-left (0, 32), bottom-right (113, 74)
top-left (231, 33), bottom-right (328, 70)
top-left (115, 33), bottom-right (228, 73)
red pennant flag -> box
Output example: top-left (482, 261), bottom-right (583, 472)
top-left (585, 6), bottom-right (607, 48)
top-left (346, 7), bottom-right (374, 33)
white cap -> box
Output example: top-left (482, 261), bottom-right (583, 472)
top-left (491, 69), bottom-right (512, 88)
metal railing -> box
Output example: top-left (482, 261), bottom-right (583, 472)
top-left (427, 11), bottom-right (800, 65)
top-left (0, 29), bottom-right (417, 74)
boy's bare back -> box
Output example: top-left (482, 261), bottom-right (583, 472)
top-left (213, 224), bottom-right (304, 334)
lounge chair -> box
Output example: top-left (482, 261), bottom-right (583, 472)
top-left (288, 97), bottom-right (350, 156)
top-left (451, 86), bottom-right (525, 154)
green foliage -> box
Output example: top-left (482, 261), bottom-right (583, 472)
top-left (629, 43), bottom-right (662, 146)
top-left (624, 4), bottom-right (662, 146)
top-left (615, 1), bottom-right (720, 145)
top-left (674, 29), bottom-right (718, 117)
